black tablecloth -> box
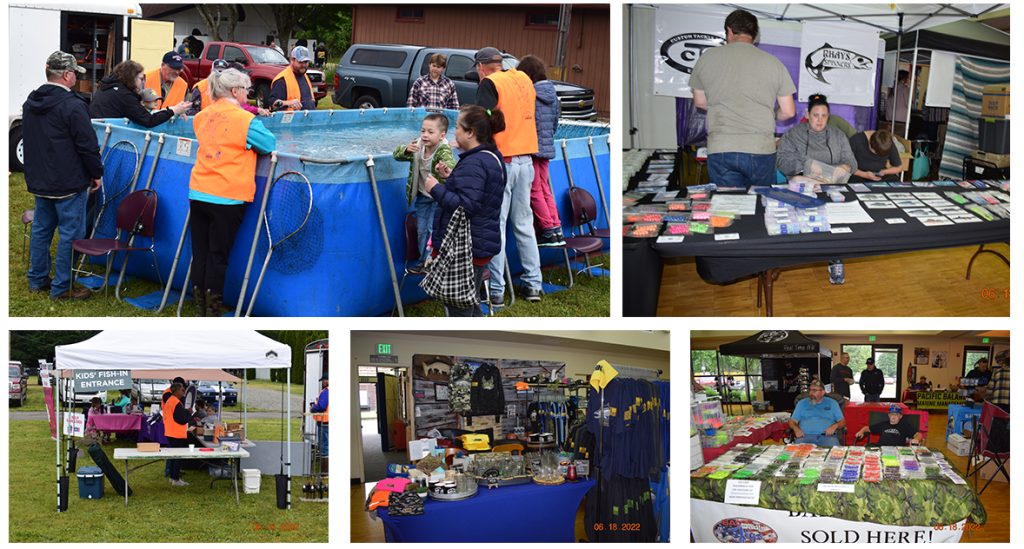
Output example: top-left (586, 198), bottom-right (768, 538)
top-left (624, 186), bottom-right (1010, 316)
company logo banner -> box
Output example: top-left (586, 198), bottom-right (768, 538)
top-left (653, 8), bottom-right (725, 98)
top-left (799, 22), bottom-right (878, 106)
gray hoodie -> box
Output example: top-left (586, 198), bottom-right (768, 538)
top-left (776, 122), bottom-right (857, 177)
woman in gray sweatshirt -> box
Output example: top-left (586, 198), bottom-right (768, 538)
top-left (776, 94), bottom-right (857, 178)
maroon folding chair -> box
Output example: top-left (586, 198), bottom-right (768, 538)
top-left (567, 186), bottom-right (610, 239)
top-left (966, 401), bottom-right (1009, 495)
top-left (71, 189), bottom-right (161, 312)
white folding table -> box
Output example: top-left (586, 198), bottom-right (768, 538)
top-left (112, 447), bottom-right (250, 507)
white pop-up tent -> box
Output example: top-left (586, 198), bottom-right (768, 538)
top-left (53, 331), bottom-right (295, 510)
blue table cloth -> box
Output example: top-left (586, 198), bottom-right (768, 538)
top-left (380, 478), bottom-right (595, 542)
top-left (947, 404), bottom-right (982, 441)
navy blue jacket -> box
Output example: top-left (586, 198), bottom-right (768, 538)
top-left (22, 83), bottom-right (104, 197)
top-left (533, 80), bottom-right (559, 159)
top-left (430, 144), bottom-right (506, 259)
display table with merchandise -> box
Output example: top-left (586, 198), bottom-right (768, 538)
top-left (702, 415), bottom-right (788, 463)
top-left (842, 402), bottom-right (929, 445)
top-left (379, 478), bottom-right (596, 542)
top-left (690, 444), bottom-right (987, 542)
top-left (624, 182), bottom-right (1010, 316)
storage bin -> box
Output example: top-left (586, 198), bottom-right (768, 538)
top-left (78, 466), bottom-right (104, 499)
top-left (977, 119), bottom-right (1009, 155)
top-left (242, 469), bottom-right (261, 494)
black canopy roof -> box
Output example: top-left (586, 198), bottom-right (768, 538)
top-left (719, 331), bottom-right (832, 359)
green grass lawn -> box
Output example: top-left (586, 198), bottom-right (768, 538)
top-left (9, 420), bottom-right (326, 542)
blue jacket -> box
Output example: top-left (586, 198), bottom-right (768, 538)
top-left (22, 83), bottom-right (104, 197)
top-left (533, 80), bottom-right (559, 159)
top-left (311, 386), bottom-right (329, 422)
top-left (430, 144), bottom-right (506, 259)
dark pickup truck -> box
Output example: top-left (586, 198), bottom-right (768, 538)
top-left (333, 44), bottom-right (597, 120)
top-left (181, 41), bottom-right (327, 109)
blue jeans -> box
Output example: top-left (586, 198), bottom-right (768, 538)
top-left (29, 189), bottom-right (89, 297)
top-left (318, 422), bottom-right (329, 457)
top-left (413, 195), bottom-right (438, 264)
top-left (707, 152), bottom-right (777, 188)
top-left (864, 394), bottom-right (881, 402)
top-left (487, 155), bottom-right (541, 296)
top-left (794, 434), bottom-right (840, 447)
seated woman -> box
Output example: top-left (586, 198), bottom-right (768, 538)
top-left (109, 389), bottom-right (131, 412)
top-left (776, 94), bottom-right (858, 285)
top-left (854, 405), bottom-right (923, 446)
top-left (847, 129), bottom-right (903, 183)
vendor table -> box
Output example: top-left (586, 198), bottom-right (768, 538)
top-left (112, 447), bottom-right (249, 507)
top-left (380, 478), bottom-right (595, 542)
top-left (690, 448), bottom-right (987, 528)
top-left (138, 415), bottom-right (167, 444)
top-left (702, 419), bottom-right (787, 463)
top-left (946, 404), bottom-right (983, 441)
top-left (624, 185), bottom-right (1009, 316)
top-left (86, 413), bottom-right (142, 434)
top-left (842, 402), bottom-right (929, 446)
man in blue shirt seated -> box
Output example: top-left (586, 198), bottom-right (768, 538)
top-left (790, 380), bottom-right (845, 446)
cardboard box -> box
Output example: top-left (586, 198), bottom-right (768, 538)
top-left (947, 433), bottom-right (971, 456)
top-left (981, 84), bottom-right (1009, 118)
top-left (978, 458), bottom-right (1009, 483)
top-left (73, 79), bottom-right (93, 94)
top-left (137, 442), bottom-right (160, 452)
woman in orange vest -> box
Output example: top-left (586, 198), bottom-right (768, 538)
top-left (163, 382), bottom-right (198, 485)
top-left (188, 68), bottom-right (276, 317)
top-left (310, 372), bottom-right (329, 472)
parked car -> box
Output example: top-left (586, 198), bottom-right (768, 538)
top-left (46, 372), bottom-right (106, 406)
top-left (333, 44), bottom-right (598, 120)
top-left (133, 378), bottom-right (170, 405)
top-left (196, 379), bottom-right (238, 407)
top-left (9, 361), bottom-right (28, 407)
top-left (180, 41), bottom-right (327, 109)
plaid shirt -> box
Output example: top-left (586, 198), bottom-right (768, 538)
top-left (987, 366), bottom-right (1010, 407)
top-left (407, 74), bottom-right (459, 110)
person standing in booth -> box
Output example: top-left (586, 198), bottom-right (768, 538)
top-left (830, 352), bottom-right (855, 402)
top-left (310, 372), bottom-right (329, 473)
top-left (144, 52), bottom-right (189, 109)
top-left (269, 46), bottom-right (316, 112)
top-left (163, 382), bottom-right (198, 486)
top-left (858, 358), bottom-right (885, 402)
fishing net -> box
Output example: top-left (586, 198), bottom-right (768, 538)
top-left (93, 140), bottom-right (140, 238)
top-left (256, 170), bottom-right (324, 275)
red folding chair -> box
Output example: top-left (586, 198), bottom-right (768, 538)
top-left (966, 401), bottom-right (1009, 495)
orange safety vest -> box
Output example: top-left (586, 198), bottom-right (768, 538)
top-left (195, 78), bottom-right (213, 111)
top-left (162, 394), bottom-right (188, 439)
top-left (145, 69), bottom-right (188, 108)
top-left (270, 67), bottom-right (314, 111)
top-left (313, 386), bottom-right (329, 423)
top-left (190, 98), bottom-right (259, 202)
top-left (485, 69), bottom-right (538, 158)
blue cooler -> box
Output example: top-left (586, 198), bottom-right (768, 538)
top-left (78, 466), bottom-right (104, 499)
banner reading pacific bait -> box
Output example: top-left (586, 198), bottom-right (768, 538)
top-left (799, 21), bottom-right (879, 106)
top-left (652, 7), bottom-right (725, 98)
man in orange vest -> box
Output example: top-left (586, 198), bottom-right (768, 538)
top-left (474, 47), bottom-right (544, 308)
top-left (269, 46), bottom-right (316, 112)
top-left (163, 381), bottom-right (198, 485)
top-left (310, 372), bottom-right (329, 473)
top-left (144, 52), bottom-right (189, 109)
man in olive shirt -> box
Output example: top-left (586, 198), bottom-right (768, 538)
top-left (830, 353), bottom-right (854, 401)
top-left (690, 9), bottom-right (796, 187)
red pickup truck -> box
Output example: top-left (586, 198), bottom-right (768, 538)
top-left (180, 41), bottom-right (326, 109)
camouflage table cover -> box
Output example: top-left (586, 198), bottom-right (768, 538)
top-left (691, 450), bottom-right (987, 526)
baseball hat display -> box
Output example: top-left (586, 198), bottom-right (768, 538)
top-left (47, 51), bottom-right (86, 74)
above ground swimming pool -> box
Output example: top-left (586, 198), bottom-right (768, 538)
top-left (90, 107), bottom-right (610, 317)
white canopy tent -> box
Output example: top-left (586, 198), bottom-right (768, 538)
top-left (53, 331), bottom-right (295, 511)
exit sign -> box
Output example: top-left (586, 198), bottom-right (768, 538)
top-left (869, 336), bottom-right (876, 342)
top-left (983, 338), bottom-right (990, 343)
top-left (377, 343), bottom-right (393, 354)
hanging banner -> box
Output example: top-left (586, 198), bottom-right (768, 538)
top-left (799, 22), bottom-right (878, 106)
top-left (62, 412), bottom-right (86, 438)
top-left (653, 7), bottom-right (726, 98)
top-left (41, 361), bottom-right (57, 440)
top-left (691, 499), bottom-right (965, 543)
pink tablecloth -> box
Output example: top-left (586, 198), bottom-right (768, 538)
top-left (86, 413), bottom-right (143, 434)
top-left (702, 420), bottom-right (787, 463)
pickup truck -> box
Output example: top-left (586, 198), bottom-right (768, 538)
top-left (333, 44), bottom-right (597, 121)
top-left (181, 41), bottom-right (327, 109)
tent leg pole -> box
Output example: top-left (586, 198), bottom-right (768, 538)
top-left (287, 365), bottom-right (292, 510)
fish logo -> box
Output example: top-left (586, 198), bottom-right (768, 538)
top-left (805, 42), bottom-right (873, 84)
top-left (660, 32), bottom-right (726, 74)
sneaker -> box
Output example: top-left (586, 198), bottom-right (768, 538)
top-left (50, 287), bottom-right (92, 302)
top-left (408, 263), bottom-right (427, 274)
top-left (29, 277), bottom-right (52, 294)
top-left (490, 294), bottom-right (505, 311)
top-left (523, 286), bottom-right (542, 302)
top-left (170, 479), bottom-right (190, 486)
top-left (537, 232), bottom-right (566, 247)
top-left (828, 260), bottom-right (846, 285)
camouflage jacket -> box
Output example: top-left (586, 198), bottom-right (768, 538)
top-left (448, 362), bottom-right (473, 413)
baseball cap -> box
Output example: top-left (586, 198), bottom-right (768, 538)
top-left (888, 405), bottom-right (903, 414)
top-left (47, 51), bottom-right (86, 74)
top-left (212, 59), bottom-right (230, 73)
top-left (474, 47), bottom-right (503, 65)
top-left (808, 379), bottom-right (825, 390)
top-left (139, 88), bottom-right (162, 102)
top-left (865, 357), bottom-right (875, 364)
top-left (515, 381), bottom-right (530, 391)
top-left (290, 46), bottom-right (311, 62)
top-left (162, 51), bottom-right (184, 68)
top-left (319, 372), bottom-right (328, 381)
